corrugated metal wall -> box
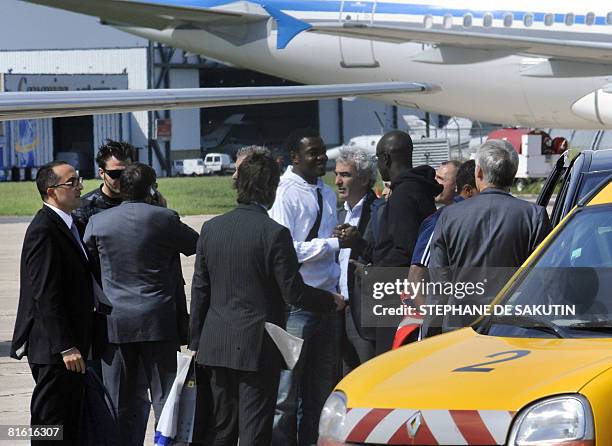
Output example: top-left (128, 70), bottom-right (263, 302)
top-left (93, 114), bottom-right (122, 148)
top-left (0, 48), bottom-right (148, 168)
top-left (412, 138), bottom-right (451, 168)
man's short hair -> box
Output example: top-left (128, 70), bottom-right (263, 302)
top-left (456, 159), bottom-right (476, 191)
top-left (119, 163), bottom-right (157, 201)
top-left (336, 147), bottom-right (377, 188)
top-left (95, 140), bottom-right (136, 169)
top-left (36, 160), bottom-right (69, 199)
top-left (441, 160), bottom-right (462, 170)
top-left (286, 128), bottom-right (320, 155)
top-left (236, 151), bottom-right (280, 208)
top-left (476, 139), bottom-right (519, 189)
top-left (236, 145), bottom-right (271, 160)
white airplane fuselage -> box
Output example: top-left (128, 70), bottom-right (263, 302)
top-left (39, 0), bottom-right (612, 129)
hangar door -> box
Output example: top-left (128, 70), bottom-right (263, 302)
top-left (339, 0), bottom-right (379, 68)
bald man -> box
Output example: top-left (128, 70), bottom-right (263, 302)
top-left (372, 131), bottom-right (442, 352)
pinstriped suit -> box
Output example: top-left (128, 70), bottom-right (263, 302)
top-left (189, 203), bottom-right (335, 446)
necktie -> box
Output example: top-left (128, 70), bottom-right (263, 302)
top-left (70, 223), bottom-right (88, 259)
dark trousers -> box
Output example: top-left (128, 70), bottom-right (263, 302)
top-left (272, 309), bottom-right (339, 446)
top-left (342, 307), bottom-right (375, 375)
top-left (102, 341), bottom-right (177, 446)
top-left (197, 352), bottom-right (281, 445)
top-left (30, 363), bottom-right (85, 446)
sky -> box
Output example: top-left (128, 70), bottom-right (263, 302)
top-left (0, 0), bottom-right (147, 50)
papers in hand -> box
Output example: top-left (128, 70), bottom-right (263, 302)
top-left (265, 322), bottom-right (304, 370)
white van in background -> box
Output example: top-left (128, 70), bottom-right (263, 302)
top-left (173, 159), bottom-right (211, 176)
top-left (204, 153), bottom-right (235, 175)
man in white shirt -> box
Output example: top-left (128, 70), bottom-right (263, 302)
top-left (334, 148), bottom-right (378, 373)
top-left (269, 129), bottom-right (346, 446)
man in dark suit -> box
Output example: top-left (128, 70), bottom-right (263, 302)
top-left (333, 147), bottom-right (378, 372)
top-left (84, 163), bottom-right (198, 445)
top-left (11, 161), bottom-right (101, 445)
top-left (189, 149), bottom-right (345, 446)
top-left (429, 139), bottom-right (552, 331)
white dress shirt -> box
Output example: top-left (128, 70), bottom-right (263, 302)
top-left (338, 196), bottom-right (365, 300)
top-left (44, 201), bottom-right (74, 229)
top-left (44, 202), bottom-right (88, 259)
top-left (269, 166), bottom-right (340, 292)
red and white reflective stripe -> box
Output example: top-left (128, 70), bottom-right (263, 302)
top-left (478, 410), bottom-right (514, 445)
top-left (423, 410), bottom-right (468, 444)
top-left (342, 408), bottom-right (514, 445)
top-left (365, 409), bottom-right (415, 443)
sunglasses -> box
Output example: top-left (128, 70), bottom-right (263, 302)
top-left (103, 169), bottom-right (123, 180)
top-left (50, 177), bottom-right (84, 188)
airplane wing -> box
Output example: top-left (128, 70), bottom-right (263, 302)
top-left (24, 0), bottom-right (269, 29)
top-left (0, 82), bottom-right (439, 121)
top-left (310, 23), bottom-right (612, 65)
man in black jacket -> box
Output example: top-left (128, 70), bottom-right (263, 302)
top-left (337, 132), bottom-right (442, 353)
top-left (189, 150), bottom-right (344, 446)
top-left (373, 131), bottom-right (443, 267)
top-left (373, 131), bottom-right (442, 353)
top-left (11, 161), bottom-right (105, 445)
top-left (73, 140), bottom-right (135, 233)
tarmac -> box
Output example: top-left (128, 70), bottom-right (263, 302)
top-left (0, 215), bottom-right (211, 444)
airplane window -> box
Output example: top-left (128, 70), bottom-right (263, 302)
top-left (483, 13), bottom-right (493, 27)
top-left (607, 12), bottom-right (612, 25)
top-left (544, 13), bottom-right (554, 26)
top-left (565, 13), bottom-right (575, 26)
top-left (463, 13), bottom-right (473, 28)
top-left (423, 14), bottom-right (433, 29)
top-left (586, 12), bottom-right (596, 26)
top-left (503, 12), bottom-right (513, 27)
top-left (523, 13), bottom-right (534, 27)
top-left (443, 14), bottom-right (453, 29)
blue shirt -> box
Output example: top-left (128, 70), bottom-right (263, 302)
top-left (411, 196), bottom-right (464, 267)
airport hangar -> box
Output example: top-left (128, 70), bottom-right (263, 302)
top-left (0, 0), bottom-right (428, 180)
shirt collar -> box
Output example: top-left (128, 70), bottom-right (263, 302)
top-left (284, 165), bottom-right (324, 189)
top-left (44, 202), bottom-right (74, 229)
top-left (344, 194), bottom-right (367, 213)
top-left (480, 187), bottom-right (512, 196)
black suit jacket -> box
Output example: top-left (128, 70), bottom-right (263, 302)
top-left (11, 206), bottom-right (100, 364)
top-left (189, 204), bottom-right (336, 372)
top-left (337, 190), bottom-right (377, 335)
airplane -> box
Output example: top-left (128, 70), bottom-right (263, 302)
top-left (19, 0), bottom-right (612, 130)
top-left (325, 115), bottom-right (475, 159)
top-left (0, 82), bottom-right (436, 121)
top-left (202, 113), bottom-right (245, 151)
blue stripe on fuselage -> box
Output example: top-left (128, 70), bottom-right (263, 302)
top-left (137, 0), bottom-right (610, 27)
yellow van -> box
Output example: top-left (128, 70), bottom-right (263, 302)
top-left (319, 177), bottom-right (612, 446)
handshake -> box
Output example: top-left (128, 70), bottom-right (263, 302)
top-left (333, 223), bottom-right (364, 250)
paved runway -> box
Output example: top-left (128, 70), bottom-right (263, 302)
top-left (0, 215), bottom-right (211, 444)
